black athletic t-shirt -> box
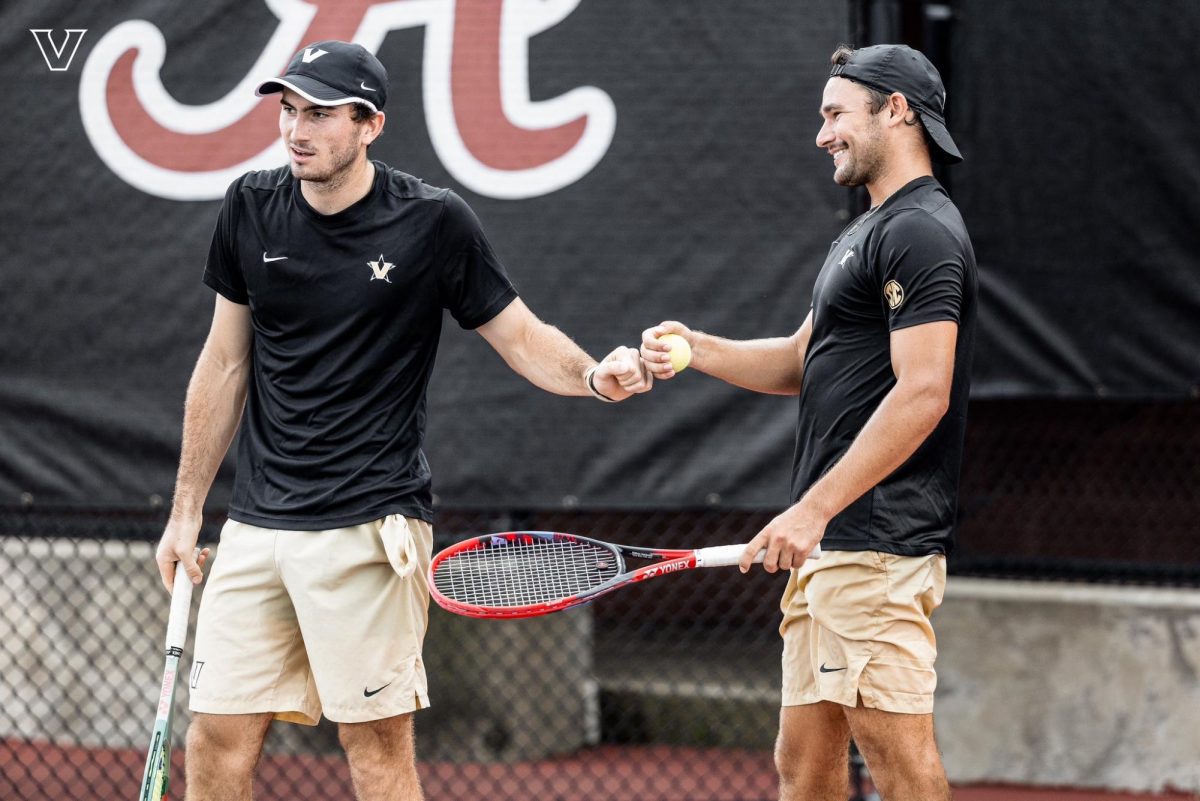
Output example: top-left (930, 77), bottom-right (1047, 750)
top-left (792, 176), bottom-right (977, 556)
top-left (202, 162), bottom-right (517, 529)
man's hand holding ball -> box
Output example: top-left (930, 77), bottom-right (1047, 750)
top-left (658, 334), bottom-right (691, 373)
top-left (641, 323), bottom-right (694, 379)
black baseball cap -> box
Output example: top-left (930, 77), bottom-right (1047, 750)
top-left (829, 44), bottom-right (962, 164)
top-left (256, 40), bottom-right (388, 113)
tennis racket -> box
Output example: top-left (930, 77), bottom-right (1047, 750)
top-left (429, 531), bottom-right (821, 619)
top-left (138, 557), bottom-right (197, 801)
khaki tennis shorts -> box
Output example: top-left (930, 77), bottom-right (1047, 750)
top-left (189, 514), bottom-right (433, 724)
top-left (780, 549), bottom-right (946, 714)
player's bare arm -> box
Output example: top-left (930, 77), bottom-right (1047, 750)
top-left (155, 295), bottom-right (252, 591)
top-left (477, 298), bottom-right (649, 400)
top-left (640, 312), bottom-right (812, 395)
top-left (741, 319), bottom-right (958, 572)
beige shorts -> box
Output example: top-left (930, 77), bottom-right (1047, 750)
top-left (780, 549), bottom-right (946, 714)
top-left (189, 515), bottom-right (433, 725)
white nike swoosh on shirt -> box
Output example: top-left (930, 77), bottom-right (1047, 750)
top-left (262, 253), bottom-right (288, 262)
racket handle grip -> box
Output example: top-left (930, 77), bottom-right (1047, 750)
top-left (165, 550), bottom-right (198, 651)
top-left (695, 542), bottom-right (822, 568)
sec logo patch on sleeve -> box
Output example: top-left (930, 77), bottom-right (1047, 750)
top-left (883, 280), bottom-right (905, 309)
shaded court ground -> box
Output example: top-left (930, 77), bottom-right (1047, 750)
top-left (3, 739), bottom-right (1196, 801)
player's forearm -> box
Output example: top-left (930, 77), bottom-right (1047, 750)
top-left (690, 331), bottom-right (804, 395)
top-left (500, 320), bottom-right (596, 396)
top-left (802, 380), bottom-right (948, 519)
top-left (170, 348), bottom-right (250, 520)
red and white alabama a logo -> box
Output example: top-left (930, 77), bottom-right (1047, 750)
top-left (79, 0), bottom-right (615, 201)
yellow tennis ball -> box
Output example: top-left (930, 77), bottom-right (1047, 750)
top-left (659, 333), bottom-right (691, 372)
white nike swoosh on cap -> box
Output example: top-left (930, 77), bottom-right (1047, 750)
top-left (360, 81), bottom-right (375, 91)
top-left (262, 253), bottom-right (288, 262)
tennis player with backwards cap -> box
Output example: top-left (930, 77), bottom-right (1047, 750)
top-left (641, 44), bottom-right (977, 799)
top-left (154, 40), bottom-right (649, 801)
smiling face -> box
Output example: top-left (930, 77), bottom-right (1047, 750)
top-left (814, 77), bottom-right (889, 188)
top-left (278, 89), bottom-right (376, 185)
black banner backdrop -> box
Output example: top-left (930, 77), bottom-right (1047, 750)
top-left (949, 0), bottom-right (1200, 398)
top-left (2, 0), bottom-right (1198, 512)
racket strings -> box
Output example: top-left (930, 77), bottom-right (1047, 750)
top-left (433, 539), bottom-right (621, 608)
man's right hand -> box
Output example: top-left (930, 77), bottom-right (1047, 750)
top-left (155, 517), bottom-right (211, 594)
top-left (640, 321), bottom-right (695, 380)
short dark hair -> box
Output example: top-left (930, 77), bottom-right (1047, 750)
top-left (829, 44), bottom-right (925, 134)
top-left (349, 102), bottom-right (377, 123)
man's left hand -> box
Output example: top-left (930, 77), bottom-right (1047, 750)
top-left (740, 501), bottom-right (826, 573)
top-left (591, 346), bottom-right (653, 400)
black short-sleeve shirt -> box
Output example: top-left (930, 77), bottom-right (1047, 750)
top-left (202, 162), bottom-right (517, 529)
top-left (792, 176), bottom-right (977, 556)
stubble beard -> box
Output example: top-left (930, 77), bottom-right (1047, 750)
top-left (290, 138), bottom-right (362, 189)
top-left (833, 119), bottom-right (884, 188)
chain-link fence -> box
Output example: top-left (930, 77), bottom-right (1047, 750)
top-left (2, 400), bottom-right (1197, 800)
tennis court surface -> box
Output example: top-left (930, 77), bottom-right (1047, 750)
top-left (3, 738), bottom-right (1196, 800)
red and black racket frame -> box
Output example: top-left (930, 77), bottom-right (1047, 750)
top-left (428, 530), bottom-right (701, 619)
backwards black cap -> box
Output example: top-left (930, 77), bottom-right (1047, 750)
top-left (830, 44), bottom-right (962, 164)
top-left (256, 40), bottom-right (388, 113)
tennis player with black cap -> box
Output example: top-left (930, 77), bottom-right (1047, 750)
top-left (640, 43), bottom-right (976, 800)
top-left (155, 40), bottom-right (649, 801)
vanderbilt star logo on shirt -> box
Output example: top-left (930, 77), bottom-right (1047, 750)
top-left (367, 254), bottom-right (396, 283)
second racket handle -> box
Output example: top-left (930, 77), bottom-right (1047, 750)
top-left (695, 542), bottom-right (822, 568)
top-left (165, 550), bottom-right (198, 651)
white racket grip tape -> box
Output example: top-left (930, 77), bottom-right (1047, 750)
top-left (164, 551), bottom-right (198, 652)
top-left (694, 542), bottom-right (823, 568)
